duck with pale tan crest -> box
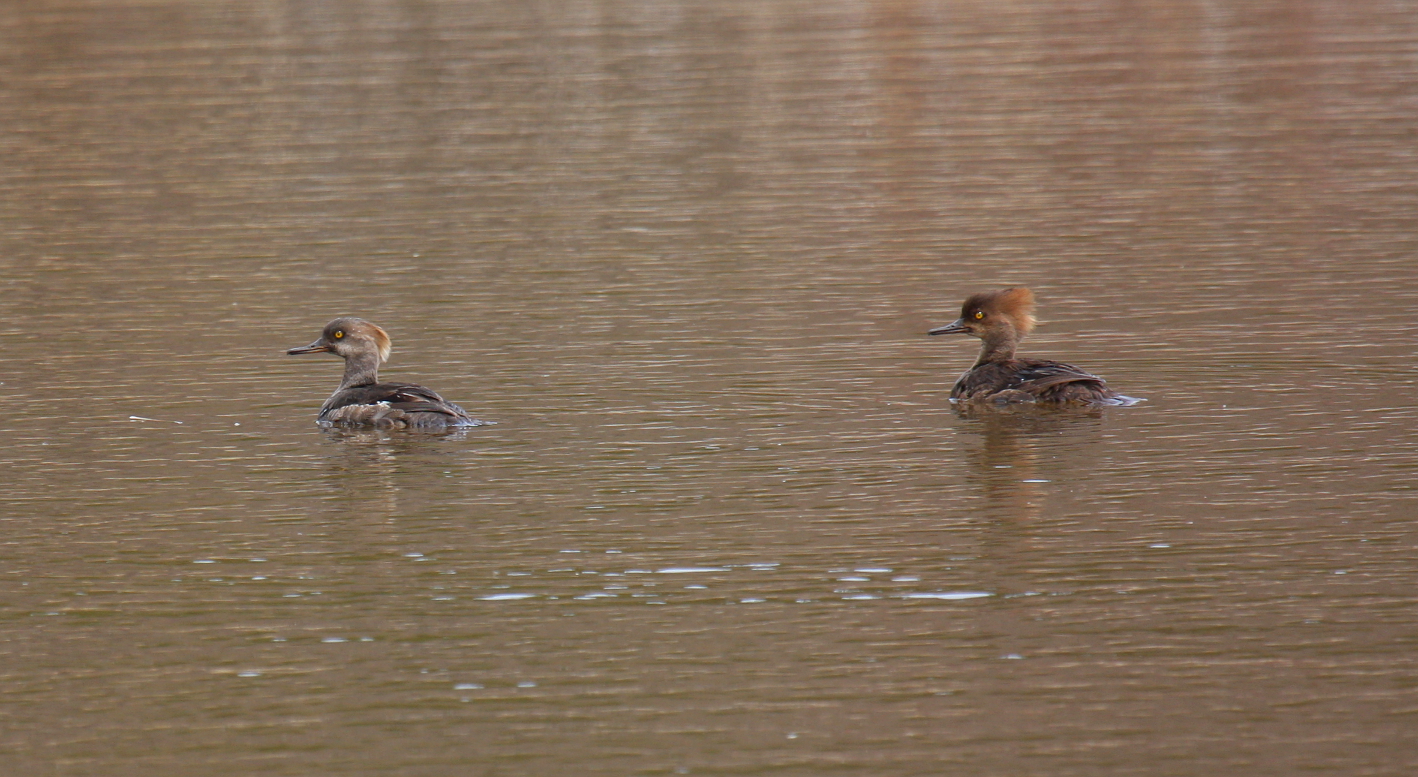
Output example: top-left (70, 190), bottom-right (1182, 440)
top-left (287, 317), bottom-right (489, 428)
top-left (929, 288), bottom-right (1141, 406)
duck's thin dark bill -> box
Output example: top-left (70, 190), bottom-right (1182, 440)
top-left (928, 319), bottom-right (967, 336)
top-left (287, 342), bottom-right (331, 355)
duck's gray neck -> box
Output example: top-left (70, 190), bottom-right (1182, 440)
top-left (339, 352), bottom-right (381, 389)
top-left (974, 332), bottom-right (1019, 366)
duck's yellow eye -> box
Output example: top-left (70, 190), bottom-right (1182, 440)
top-left (973, 311), bottom-right (984, 320)
top-left (333, 331), bottom-right (344, 339)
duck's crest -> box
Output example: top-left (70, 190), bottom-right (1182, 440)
top-left (368, 322), bottom-right (392, 363)
top-left (964, 287), bottom-right (1037, 336)
top-left (996, 287), bottom-right (1036, 336)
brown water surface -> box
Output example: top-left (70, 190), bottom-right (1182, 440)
top-left (2, 1), bottom-right (1417, 775)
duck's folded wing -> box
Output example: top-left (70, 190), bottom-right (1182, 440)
top-left (321, 382), bottom-right (468, 421)
top-left (383, 384), bottom-right (469, 417)
top-left (1013, 360), bottom-right (1107, 391)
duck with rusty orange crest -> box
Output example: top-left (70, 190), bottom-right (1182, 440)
top-left (929, 288), bottom-right (1141, 406)
top-left (287, 317), bottom-right (490, 428)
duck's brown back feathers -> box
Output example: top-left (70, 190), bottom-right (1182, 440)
top-left (952, 358), bottom-right (1134, 406)
top-left (318, 382), bottom-right (487, 428)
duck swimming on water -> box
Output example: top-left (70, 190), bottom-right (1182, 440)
top-left (929, 288), bottom-right (1141, 406)
top-left (287, 317), bottom-right (489, 428)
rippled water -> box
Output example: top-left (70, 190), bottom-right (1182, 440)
top-left (3, 1), bottom-right (1417, 774)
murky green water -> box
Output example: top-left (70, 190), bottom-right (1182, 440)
top-left (3, 1), bottom-right (1417, 774)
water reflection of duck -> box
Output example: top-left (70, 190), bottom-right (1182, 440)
top-left (929, 288), bottom-right (1141, 407)
top-left (287, 317), bottom-right (489, 429)
top-left (955, 405), bottom-right (1109, 521)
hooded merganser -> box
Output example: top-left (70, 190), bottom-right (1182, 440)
top-left (929, 288), bottom-right (1141, 406)
top-left (287, 317), bottom-right (489, 428)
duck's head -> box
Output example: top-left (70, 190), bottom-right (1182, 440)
top-left (288, 317), bottom-right (392, 363)
top-left (928, 287), bottom-right (1036, 341)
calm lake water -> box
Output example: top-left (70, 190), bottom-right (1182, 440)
top-left (3, 1), bottom-right (1417, 774)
